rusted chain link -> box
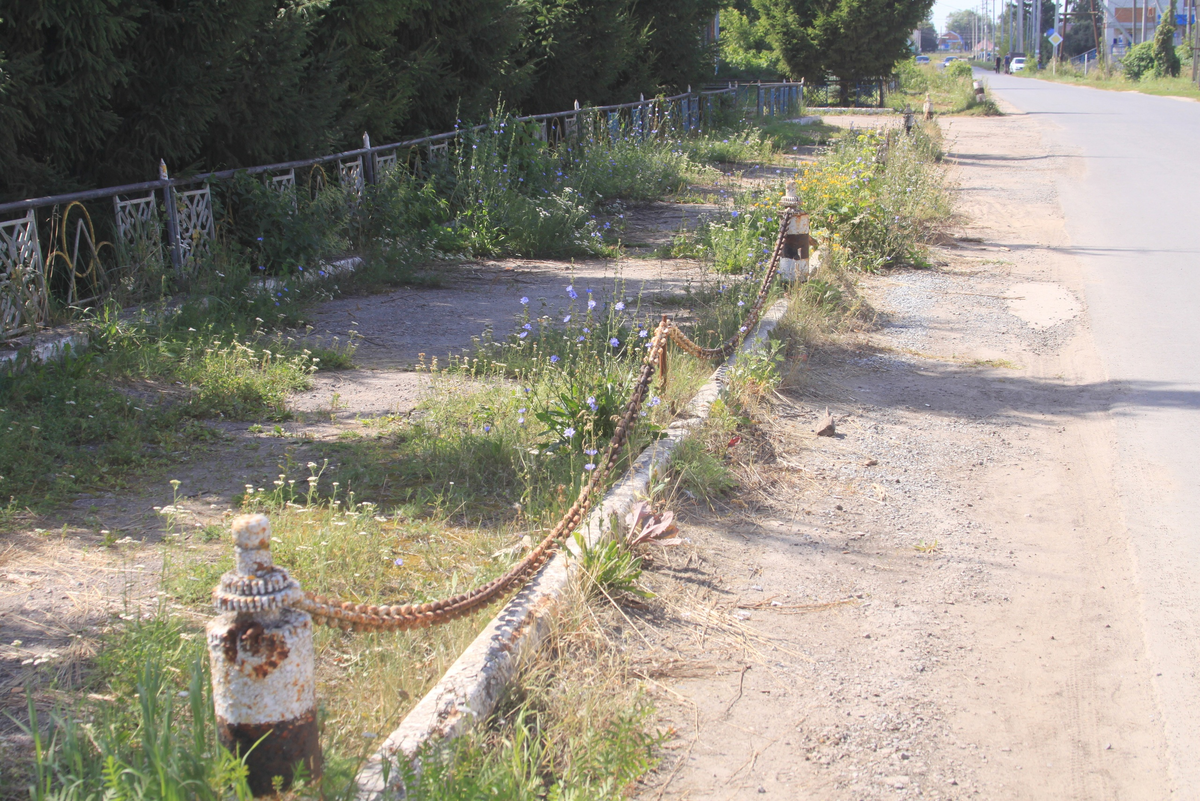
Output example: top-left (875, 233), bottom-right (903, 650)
top-left (294, 319), bottom-right (673, 632)
top-left (257, 207), bottom-right (795, 634)
top-left (665, 208), bottom-right (792, 362)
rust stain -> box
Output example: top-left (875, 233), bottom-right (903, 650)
top-left (217, 711), bottom-right (321, 796)
top-left (218, 620), bottom-right (291, 677)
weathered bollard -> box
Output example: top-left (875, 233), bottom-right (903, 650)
top-left (973, 79), bottom-right (986, 104)
top-left (778, 182), bottom-right (813, 282)
top-left (207, 514), bottom-right (322, 795)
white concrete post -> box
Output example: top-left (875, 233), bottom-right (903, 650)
top-left (778, 182), bottom-right (813, 282)
top-left (207, 514), bottom-right (321, 796)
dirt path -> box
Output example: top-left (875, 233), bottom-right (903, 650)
top-left (632, 111), bottom-right (1171, 798)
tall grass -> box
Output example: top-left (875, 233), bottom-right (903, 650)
top-left (16, 616), bottom-right (255, 801)
top-left (890, 59), bottom-right (1000, 115)
top-left (0, 310), bottom-right (323, 509)
top-left (797, 123), bottom-right (950, 271)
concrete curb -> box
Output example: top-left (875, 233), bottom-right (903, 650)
top-left (0, 331), bottom-right (89, 374)
top-left (354, 299), bottom-right (791, 799)
top-left (805, 107), bottom-right (898, 115)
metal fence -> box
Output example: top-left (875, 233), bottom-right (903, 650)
top-left (0, 82), bottom-right (809, 342)
top-left (803, 77), bottom-right (900, 108)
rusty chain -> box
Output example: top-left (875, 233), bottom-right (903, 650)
top-left (665, 208), bottom-right (791, 361)
top-left (290, 319), bottom-right (672, 632)
top-left (216, 208), bottom-right (795, 633)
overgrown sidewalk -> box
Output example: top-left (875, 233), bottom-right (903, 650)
top-left (0, 111), bottom-right (952, 800)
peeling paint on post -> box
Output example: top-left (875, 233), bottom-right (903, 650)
top-left (207, 514), bottom-right (322, 796)
top-left (778, 182), bottom-right (812, 282)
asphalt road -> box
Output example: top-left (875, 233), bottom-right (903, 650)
top-left (983, 70), bottom-right (1200, 792)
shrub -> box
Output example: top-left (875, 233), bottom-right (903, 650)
top-left (946, 60), bottom-right (973, 79)
top-left (1123, 42), bottom-right (1156, 80)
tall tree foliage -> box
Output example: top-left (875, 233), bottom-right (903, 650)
top-left (755, 0), bottom-right (934, 100)
top-left (0, 0), bottom-right (720, 201)
top-left (0, 0), bottom-right (138, 196)
top-left (631, 0), bottom-right (722, 92)
top-left (515, 0), bottom-right (650, 113)
top-left (946, 8), bottom-right (985, 49)
top-left (718, 4), bottom-right (787, 78)
top-left (1153, 0), bottom-right (1182, 76)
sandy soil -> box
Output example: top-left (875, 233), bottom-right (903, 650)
top-left (630, 110), bottom-right (1171, 798)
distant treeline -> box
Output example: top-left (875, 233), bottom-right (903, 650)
top-left (0, 0), bottom-right (719, 200)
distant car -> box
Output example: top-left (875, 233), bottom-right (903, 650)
top-left (915, 55), bottom-right (931, 65)
top-left (1010, 57), bottom-right (1027, 72)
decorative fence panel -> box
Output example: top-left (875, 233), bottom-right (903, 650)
top-left (0, 81), bottom-right (837, 340)
top-left (174, 186), bottom-right (215, 267)
top-left (0, 211), bottom-right (49, 337)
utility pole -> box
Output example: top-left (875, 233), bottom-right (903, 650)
top-left (1035, 0), bottom-right (1043, 63)
top-left (1194, 0), bottom-right (1200, 83)
top-left (1018, 0), bottom-right (1026, 50)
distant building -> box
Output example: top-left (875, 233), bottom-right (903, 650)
top-left (1104, 0), bottom-right (1193, 56)
top-left (938, 30), bottom-right (965, 51)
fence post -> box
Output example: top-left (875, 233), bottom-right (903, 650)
top-left (207, 514), bottom-right (321, 796)
top-left (362, 132), bottom-right (376, 186)
top-left (160, 160), bottom-right (182, 270)
top-left (756, 83), bottom-right (763, 118)
top-left (778, 182), bottom-right (812, 282)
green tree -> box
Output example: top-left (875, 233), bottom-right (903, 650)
top-left (0, 0), bottom-right (138, 195)
top-left (757, 0), bottom-right (933, 103)
top-left (1153, 0), bottom-right (1181, 76)
top-left (753, 0), bottom-right (822, 80)
top-left (313, 0), bottom-right (528, 145)
top-left (515, 0), bottom-right (650, 112)
top-left (106, 0), bottom-right (335, 184)
top-left (631, 0), bottom-right (722, 92)
top-left (718, 4), bottom-right (785, 78)
top-left (946, 8), bottom-right (985, 50)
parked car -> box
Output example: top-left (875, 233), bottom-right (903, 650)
top-left (1010, 56), bottom-right (1027, 72)
top-left (915, 55), bottom-right (931, 65)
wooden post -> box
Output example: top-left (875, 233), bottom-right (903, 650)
top-left (159, 160), bottom-right (182, 270)
top-left (362, 132), bottom-right (375, 186)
